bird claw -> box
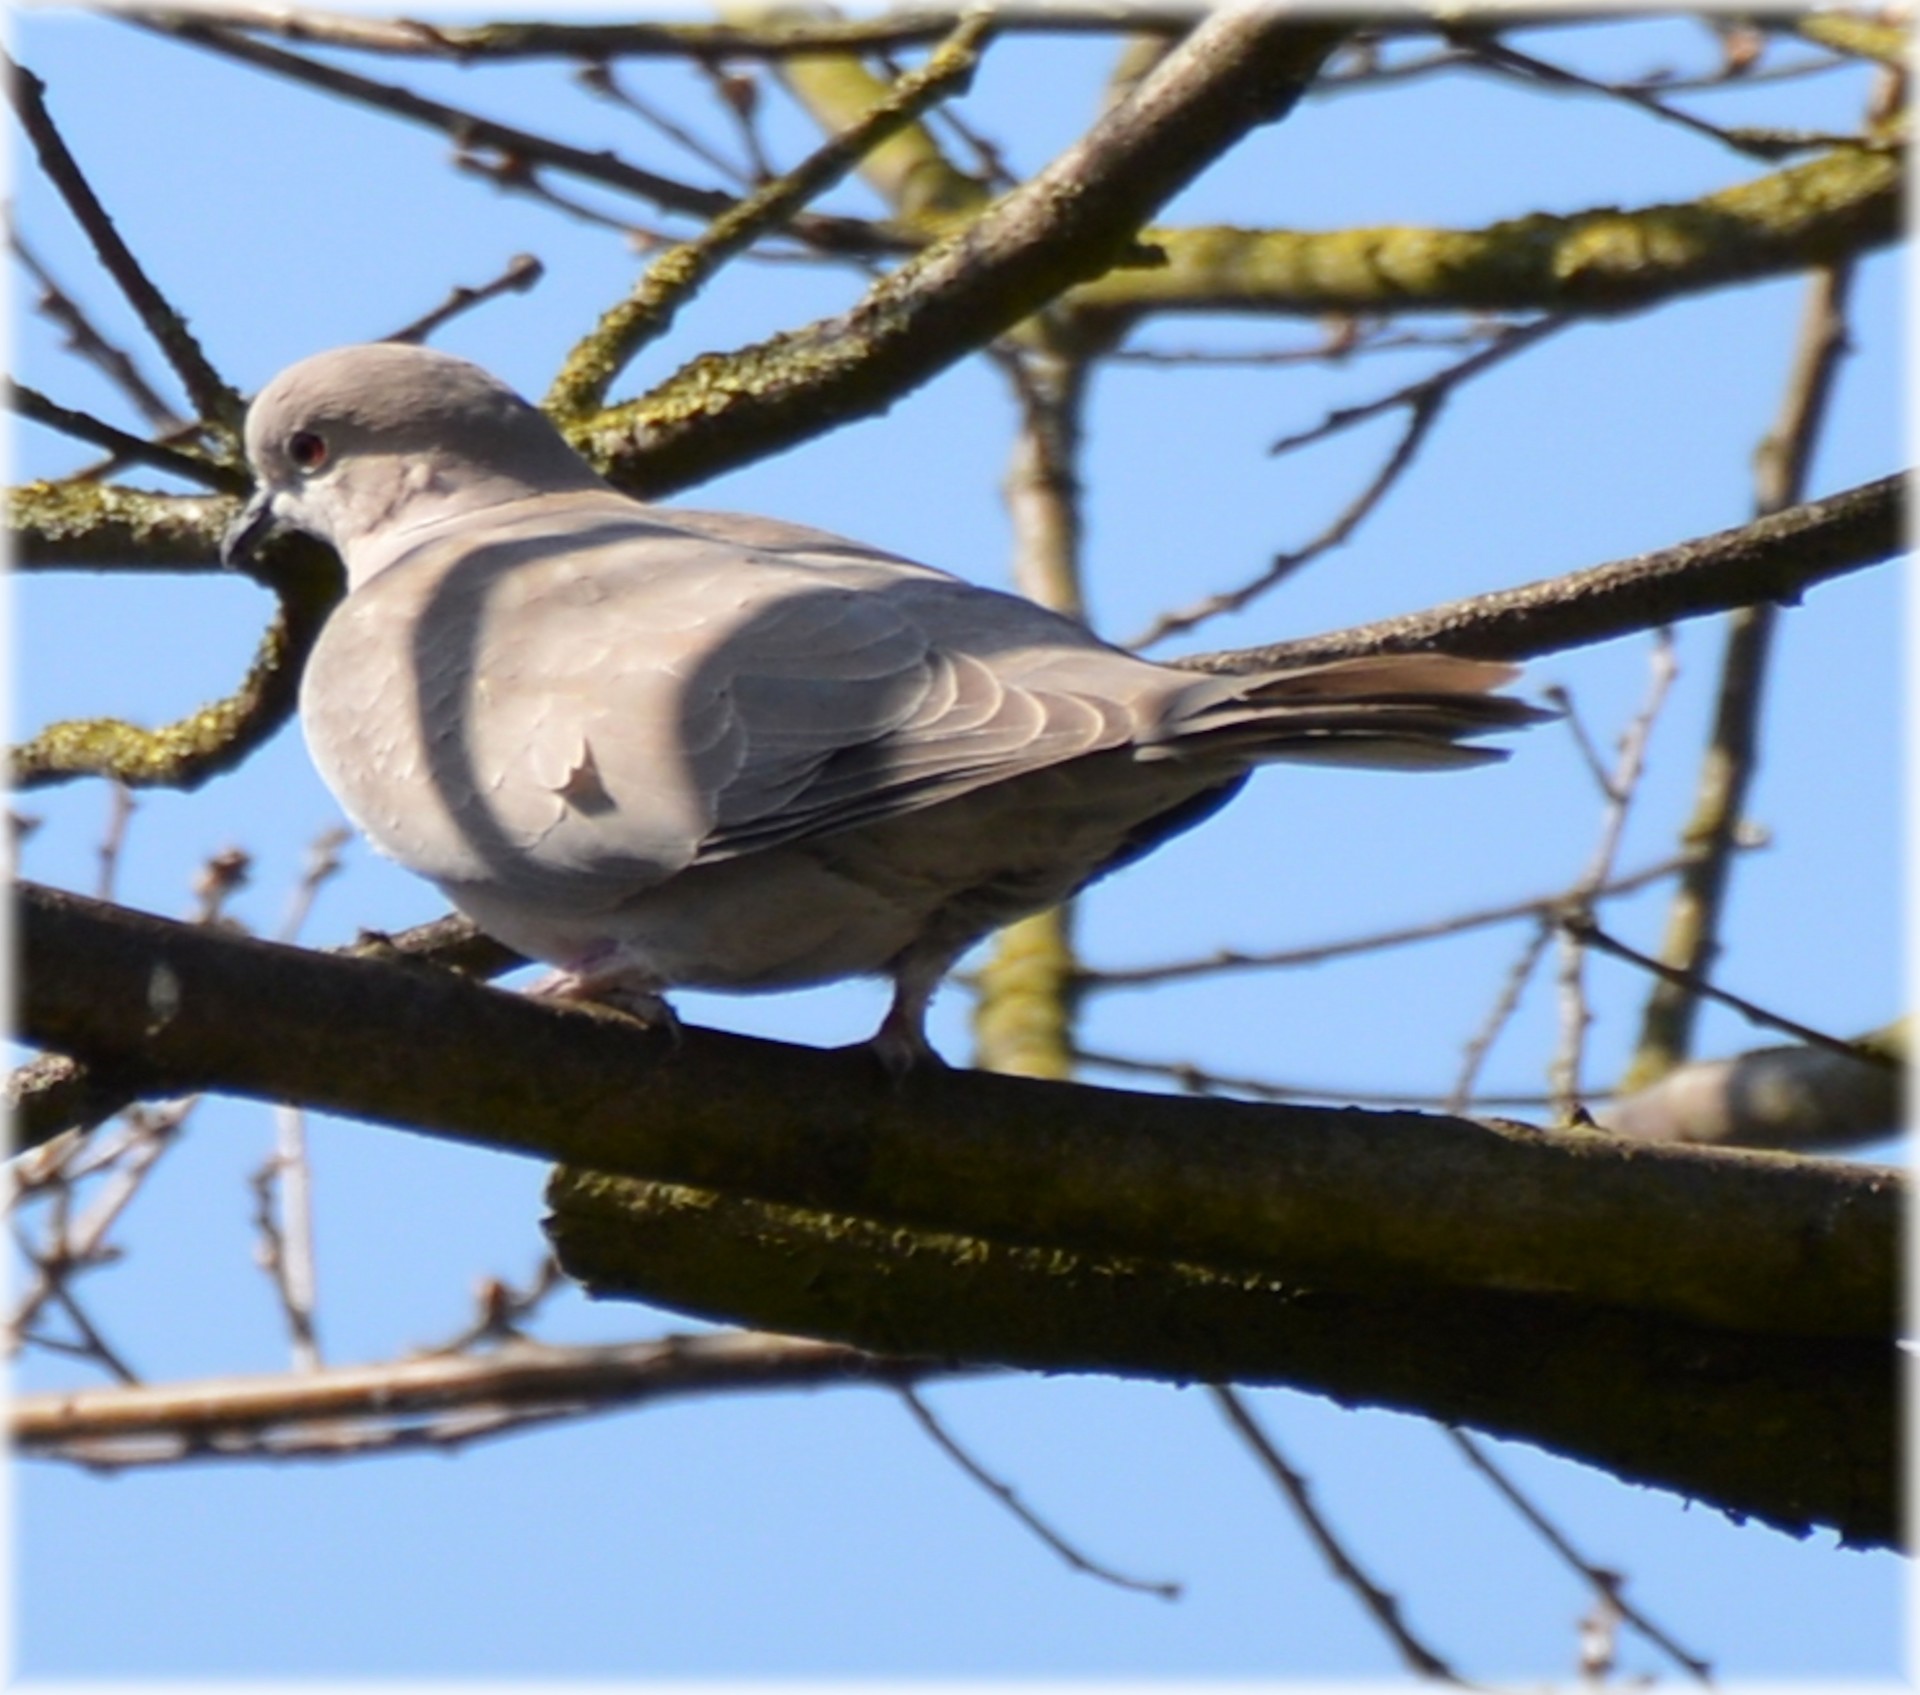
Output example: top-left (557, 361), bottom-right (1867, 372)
top-left (528, 965), bottom-right (683, 1045)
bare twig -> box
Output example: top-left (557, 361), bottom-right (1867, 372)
top-left (1083, 849), bottom-right (1737, 991)
top-left (126, 15), bottom-right (906, 259)
top-left (7, 380), bottom-right (243, 491)
top-left (428, 1257), bottom-right (568, 1353)
top-left (1563, 913), bottom-right (1894, 1071)
top-left (1111, 320), bottom-right (1515, 368)
top-left (898, 1386), bottom-right (1180, 1599)
top-left (1073, 1046), bottom-right (1580, 1113)
top-left (8, 1102), bottom-right (191, 1349)
top-left (8, 227), bottom-right (183, 428)
top-left (94, 782), bottom-right (135, 901)
top-left (383, 253), bottom-right (546, 346)
top-left (1130, 384), bottom-right (1442, 648)
top-left (1449, 27), bottom-right (1867, 161)
top-left (1446, 1428), bottom-right (1713, 1683)
top-left (249, 1122), bottom-right (322, 1371)
top-left (1548, 635), bottom-right (1679, 1115)
top-left (578, 61), bottom-right (753, 188)
top-left (1446, 918), bottom-right (1554, 1115)
top-left (1128, 317), bottom-right (1566, 648)
top-left (12, 1331), bottom-right (968, 1466)
top-left (1624, 261), bottom-right (1857, 1092)
top-left (5, 51), bottom-right (239, 429)
top-left (1212, 1386), bottom-right (1465, 1684)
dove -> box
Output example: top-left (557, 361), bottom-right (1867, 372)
top-left (225, 343), bottom-right (1546, 1066)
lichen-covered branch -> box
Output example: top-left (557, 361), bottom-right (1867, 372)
top-left (1065, 143), bottom-right (1900, 326)
top-left (734, 1), bottom-right (992, 226)
top-left (9, 531), bottom-right (341, 792)
top-left (540, 1173), bottom-right (1895, 1548)
top-left (8, 479), bottom-right (229, 569)
top-left (546, 12), bottom-right (996, 420)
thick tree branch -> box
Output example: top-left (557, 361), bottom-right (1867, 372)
top-left (16, 882), bottom-right (1896, 1346)
top-left (540, 1173), bottom-right (1893, 1548)
top-left (14, 884), bottom-right (1898, 1541)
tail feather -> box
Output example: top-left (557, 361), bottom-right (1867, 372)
top-left (1144, 653), bottom-right (1555, 771)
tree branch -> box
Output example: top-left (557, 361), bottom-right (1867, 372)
top-left (9, 532), bottom-right (340, 793)
top-left (1176, 471), bottom-right (1905, 673)
top-left (10, 1330), bottom-right (954, 1464)
top-left (542, 1171), bottom-right (1894, 1548)
top-left (13, 883), bottom-right (1898, 1541)
top-left (1067, 142), bottom-right (1900, 326)
top-left (571, 10), bottom-right (1346, 495)
top-left (16, 882), bottom-right (1896, 1345)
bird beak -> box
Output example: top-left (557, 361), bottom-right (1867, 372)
top-left (221, 487), bottom-right (279, 572)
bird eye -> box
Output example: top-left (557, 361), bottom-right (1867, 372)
top-left (288, 430), bottom-right (328, 472)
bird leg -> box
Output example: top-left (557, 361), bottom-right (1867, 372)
top-left (865, 952), bottom-right (955, 1075)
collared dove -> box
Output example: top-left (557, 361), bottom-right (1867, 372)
top-left (226, 343), bottom-right (1546, 1065)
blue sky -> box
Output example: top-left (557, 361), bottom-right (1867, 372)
top-left (8, 10), bottom-right (1905, 1684)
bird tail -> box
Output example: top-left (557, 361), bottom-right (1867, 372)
top-left (1143, 653), bottom-right (1555, 771)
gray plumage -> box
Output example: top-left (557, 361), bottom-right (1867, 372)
top-left (226, 343), bottom-right (1546, 1064)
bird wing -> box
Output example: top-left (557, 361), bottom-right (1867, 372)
top-left (387, 495), bottom-right (1168, 887)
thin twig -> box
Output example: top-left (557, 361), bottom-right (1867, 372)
top-left (94, 782), bottom-right (135, 901)
top-left (1449, 27), bottom-right (1867, 161)
top-left (249, 1129), bottom-right (322, 1371)
top-left (7, 380), bottom-right (243, 491)
top-left (898, 1386), bottom-right (1181, 1600)
top-left (8, 226), bottom-right (183, 427)
top-left (14, 1332), bottom-right (971, 1466)
top-left (8, 1104), bottom-right (189, 1348)
top-left (1446, 1428), bottom-right (1713, 1684)
top-left (383, 253), bottom-right (546, 346)
top-left (1073, 1047), bottom-right (1585, 1113)
top-left (578, 61), bottom-right (752, 188)
top-left (1548, 634), bottom-right (1678, 1115)
top-left (1211, 1386), bottom-right (1466, 1684)
top-left (546, 10), bottom-right (995, 418)
top-left (1130, 383), bottom-right (1444, 648)
top-left (1083, 849), bottom-right (1735, 991)
top-left (1447, 918), bottom-right (1554, 1115)
top-left (1270, 315), bottom-right (1566, 458)
top-left (127, 15), bottom-right (906, 259)
top-left (5, 51), bottom-right (240, 429)
top-left (1110, 321), bottom-right (1514, 367)
top-left (427, 1257), bottom-right (568, 1353)
top-left (1563, 913), bottom-right (1895, 1070)
top-left (1128, 316), bottom-right (1567, 649)
top-left (33, 1250), bottom-right (142, 1383)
